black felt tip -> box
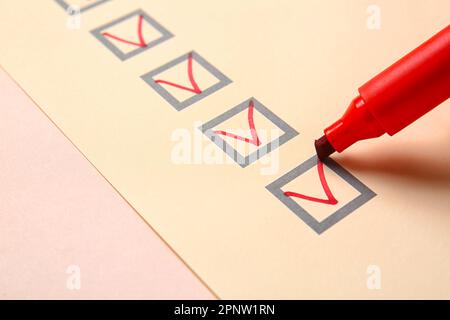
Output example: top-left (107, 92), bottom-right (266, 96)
top-left (315, 135), bottom-right (335, 161)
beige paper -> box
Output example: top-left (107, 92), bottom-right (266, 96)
top-left (1, 0), bottom-right (449, 298)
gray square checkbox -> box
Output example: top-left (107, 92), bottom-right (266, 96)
top-left (199, 97), bottom-right (299, 167)
top-left (266, 155), bottom-right (376, 234)
top-left (91, 9), bottom-right (173, 61)
top-left (55, 0), bottom-right (110, 13)
top-left (141, 51), bottom-right (232, 111)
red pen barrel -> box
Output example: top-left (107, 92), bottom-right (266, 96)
top-left (359, 24), bottom-right (450, 135)
top-left (324, 24), bottom-right (450, 153)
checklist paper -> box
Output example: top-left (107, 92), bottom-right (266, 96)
top-left (1, 0), bottom-right (449, 298)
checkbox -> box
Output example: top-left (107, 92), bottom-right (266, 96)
top-left (91, 9), bottom-right (173, 61)
top-left (199, 97), bottom-right (298, 167)
top-left (55, 0), bottom-right (110, 13)
top-left (141, 51), bottom-right (231, 111)
top-left (266, 155), bottom-right (376, 234)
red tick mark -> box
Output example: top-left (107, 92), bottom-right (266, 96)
top-left (154, 53), bottom-right (202, 94)
top-left (284, 159), bottom-right (338, 205)
top-left (213, 100), bottom-right (261, 146)
top-left (102, 15), bottom-right (147, 48)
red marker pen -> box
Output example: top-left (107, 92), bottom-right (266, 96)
top-left (315, 24), bottom-right (450, 160)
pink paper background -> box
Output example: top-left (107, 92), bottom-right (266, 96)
top-left (0, 68), bottom-right (214, 299)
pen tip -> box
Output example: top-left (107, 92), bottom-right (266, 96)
top-left (315, 135), bottom-right (335, 161)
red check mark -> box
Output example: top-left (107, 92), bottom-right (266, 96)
top-left (284, 159), bottom-right (338, 205)
top-left (154, 53), bottom-right (202, 94)
top-left (102, 15), bottom-right (147, 48)
top-left (213, 100), bottom-right (261, 146)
